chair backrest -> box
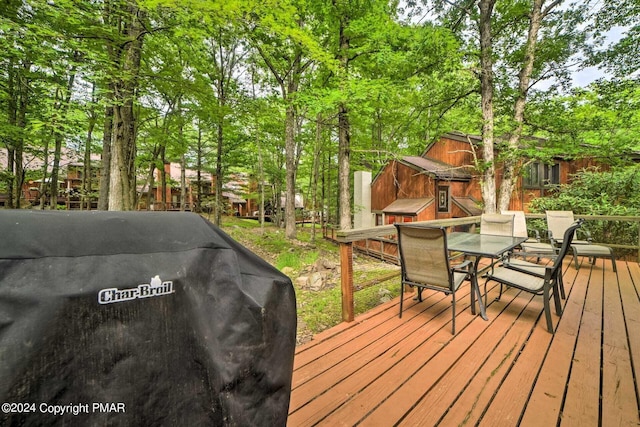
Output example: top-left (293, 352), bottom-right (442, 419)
top-left (546, 210), bottom-right (575, 240)
top-left (551, 219), bottom-right (584, 273)
top-left (395, 224), bottom-right (451, 289)
top-left (480, 213), bottom-right (515, 237)
top-left (501, 210), bottom-right (528, 238)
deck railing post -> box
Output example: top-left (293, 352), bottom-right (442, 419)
top-left (340, 241), bottom-right (354, 322)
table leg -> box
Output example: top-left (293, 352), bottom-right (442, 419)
top-left (472, 257), bottom-right (489, 321)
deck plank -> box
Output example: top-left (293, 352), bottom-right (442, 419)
top-left (398, 291), bottom-right (538, 426)
top-left (478, 261), bottom-right (581, 427)
top-left (622, 262), bottom-right (640, 415)
top-left (601, 260), bottom-right (638, 425)
top-left (290, 288), bottom-right (477, 426)
top-left (353, 298), bottom-right (511, 427)
top-left (287, 259), bottom-right (640, 427)
top-left (560, 262), bottom-right (603, 426)
top-left (519, 256), bottom-right (590, 426)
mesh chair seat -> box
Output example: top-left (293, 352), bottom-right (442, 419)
top-left (502, 210), bottom-right (556, 260)
top-left (485, 267), bottom-right (546, 293)
top-left (571, 243), bottom-right (616, 272)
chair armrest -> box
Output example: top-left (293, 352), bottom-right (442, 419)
top-left (547, 230), bottom-right (561, 247)
top-left (451, 260), bottom-right (472, 274)
top-left (529, 228), bottom-right (542, 242)
top-left (579, 229), bottom-right (593, 243)
top-left (527, 228), bottom-right (540, 243)
top-left (449, 252), bottom-right (466, 261)
top-left (503, 261), bottom-right (551, 279)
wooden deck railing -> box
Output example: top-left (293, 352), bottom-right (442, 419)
top-left (332, 214), bottom-right (640, 322)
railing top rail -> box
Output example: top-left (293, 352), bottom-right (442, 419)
top-left (333, 214), bottom-right (640, 244)
top-left (334, 216), bottom-right (481, 243)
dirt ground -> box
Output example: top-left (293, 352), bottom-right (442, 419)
top-left (225, 221), bottom-right (399, 346)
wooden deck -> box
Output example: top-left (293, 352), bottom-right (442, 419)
top-left (288, 256), bottom-right (640, 426)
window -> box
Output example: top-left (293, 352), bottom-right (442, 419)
top-left (438, 186), bottom-right (450, 213)
top-left (524, 163), bottom-right (560, 188)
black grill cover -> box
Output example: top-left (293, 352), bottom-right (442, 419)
top-left (0, 210), bottom-right (296, 426)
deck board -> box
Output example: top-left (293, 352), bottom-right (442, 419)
top-left (624, 262), bottom-right (640, 411)
top-left (602, 261), bottom-right (637, 425)
top-left (519, 256), bottom-right (590, 426)
top-left (288, 258), bottom-right (640, 426)
top-left (561, 260), bottom-right (603, 426)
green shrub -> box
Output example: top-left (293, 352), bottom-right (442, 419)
top-left (529, 166), bottom-right (640, 256)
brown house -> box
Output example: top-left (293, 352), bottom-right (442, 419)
top-left (141, 163), bottom-right (257, 215)
top-left (371, 132), bottom-right (602, 225)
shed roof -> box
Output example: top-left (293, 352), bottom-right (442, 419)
top-left (452, 196), bottom-right (482, 216)
top-left (401, 156), bottom-right (472, 181)
top-left (382, 197), bottom-right (434, 215)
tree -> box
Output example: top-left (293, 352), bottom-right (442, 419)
top-left (525, 79), bottom-right (640, 164)
top-left (590, 0), bottom-right (640, 78)
top-left (249, 14), bottom-right (314, 239)
top-left (426, 0), bottom-right (590, 213)
top-left (104, 0), bottom-right (148, 211)
top-left (195, 24), bottom-right (247, 225)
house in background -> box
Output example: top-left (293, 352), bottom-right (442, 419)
top-left (141, 162), bottom-right (256, 215)
top-left (1, 148), bottom-right (259, 213)
top-left (371, 131), bottom-right (604, 225)
top-left (0, 147), bottom-right (101, 208)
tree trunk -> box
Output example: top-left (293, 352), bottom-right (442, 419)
top-left (106, 2), bottom-right (146, 211)
top-left (14, 67), bottom-right (27, 209)
top-left (38, 135), bottom-right (49, 209)
top-left (108, 99), bottom-right (137, 211)
top-left (284, 102), bottom-right (297, 239)
top-left (338, 103), bottom-right (351, 229)
top-left (215, 121), bottom-right (223, 225)
top-left (6, 58), bottom-right (28, 209)
top-left (195, 126), bottom-right (203, 213)
top-left (145, 162), bottom-right (156, 210)
top-left (49, 66), bottom-right (77, 209)
top-left (83, 116), bottom-right (96, 210)
top-left (160, 145), bottom-right (167, 209)
top-left (180, 151), bottom-right (186, 212)
top-left (98, 105), bottom-right (113, 210)
top-left (337, 16), bottom-right (352, 230)
top-left (478, 0), bottom-right (497, 213)
top-left (498, 0), bottom-right (546, 212)
top-left (254, 28), bottom-right (305, 239)
top-left (49, 131), bottom-right (63, 209)
top-left (311, 113), bottom-right (323, 243)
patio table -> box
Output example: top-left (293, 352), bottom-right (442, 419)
top-left (447, 232), bottom-right (527, 321)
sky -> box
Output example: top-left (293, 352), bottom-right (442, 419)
top-left (568, 26), bottom-right (627, 88)
top-left (398, 1), bottom-right (629, 90)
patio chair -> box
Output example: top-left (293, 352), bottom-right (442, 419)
top-left (479, 213), bottom-right (515, 273)
top-left (480, 213), bottom-right (514, 236)
top-left (395, 224), bottom-right (472, 334)
top-left (546, 210), bottom-right (591, 245)
top-left (546, 210), bottom-right (616, 271)
top-left (502, 210), bottom-right (556, 261)
top-left (485, 219), bottom-right (584, 333)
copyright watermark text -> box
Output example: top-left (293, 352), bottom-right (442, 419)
top-left (2, 402), bottom-right (125, 416)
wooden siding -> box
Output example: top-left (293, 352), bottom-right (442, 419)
top-left (425, 136), bottom-right (476, 171)
top-left (372, 135), bottom-right (611, 221)
top-left (288, 257), bottom-right (640, 426)
top-left (372, 160), bottom-right (435, 212)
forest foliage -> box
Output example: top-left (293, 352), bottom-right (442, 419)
top-left (530, 165), bottom-right (640, 254)
top-left (1, 0), bottom-right (639, 233)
